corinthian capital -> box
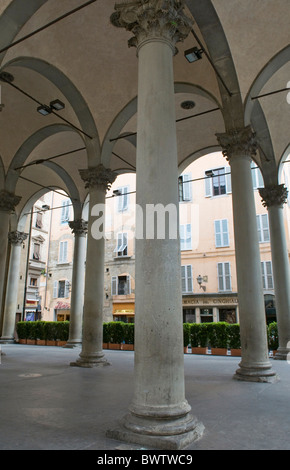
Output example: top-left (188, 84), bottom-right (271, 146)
top-left (8, 231), bottom-right (28, 245)
top-left (110, 0), bottom-right (193, 53)
top-left (259, 184), bottom-right (288, 208)
top-left (79, 164), bottom-right (117, 192)
top-left (216, 126), bottom-right (257, 162)
top-left (69, 219), bottom-right (88, 236)
top-left (0, 190), bottom-right (21, 212)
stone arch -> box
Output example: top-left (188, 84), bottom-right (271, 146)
top-left (2, 56), bottom-right (100, 165)
top-left (6, 123), bottom-right (85, 193)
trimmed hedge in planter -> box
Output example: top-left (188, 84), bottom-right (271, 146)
top-left (16, 321), bottom-right (69, 345)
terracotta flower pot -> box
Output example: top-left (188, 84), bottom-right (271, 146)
top-left (56, 341), bottom-right (67, 347)
top-left (230, 349), bottom-right (242, 357)
top-left (46, 340), bottom-right (56, 346)
top-left (109, 343), bottom-right (121, 350)
top-left (121, 344), bottom-right (134, 351)
top-left (36, 339), bottom-right (46, 346)
top-left (18, 339), bottom-right (27, 344)
top-left (191, 347), bottom-right (208, 355)
top-left (102, 343), bottom-right (109, 349)
top-left (211, 348), bottom-right (228, 356)
top-left (26, 339), bottom-right (36, 345)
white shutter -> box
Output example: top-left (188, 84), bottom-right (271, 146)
top-left (186, 265), bottom-right (193, 292)
top-left (256, 215), bottom-right (262, 242)
top-left (261, 262), bottom-right (266, 289)
top-left (182, 174), bottom-right (192, 201)
top-left (218, 263), bottom-right (224, 291)
top-left (215, 220), bottom-right (222, 247)
top-left (53, 281), bottom-right (58, 299)
top-left (222, 219), bottom-right (229, 246)
top-left (266, 261), bottom-right (273, 289)
top-left (225, 167), bottom-right (232, 193)
top-left (185, 224), bottom-right (191, 250)
top-left (205, 172), bottom-right (212, 197)
top-left (126, 275), bottom-right (131, 295)
top-left (261, 214), bottom-right (270, 242)
top-left (181, 266), bottom-right (186, 293)
top-left (111, 276), bottom-right (117, 295)
top-left (64, 280), bottom-right (70, 298)
top-left (180, 225), bottom-right (185, 251)
top-left (224, 262), bottom-right (231, 291)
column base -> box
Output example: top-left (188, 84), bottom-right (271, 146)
top-left (63, 340), bottom-right (82, 349)
top-left (234, 361), bottom-right (278, 383)
top-left (274, 347), bottom-right (290, 361)
top-left (106, 411), bottom-right (204, 450)
top-left (70, 351), bottom-right (111, 368)
top-left (0, 337), bottom-right (14, 344)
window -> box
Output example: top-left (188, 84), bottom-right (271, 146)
top-left (256, 214), bottom-right (270, 243)
top-left (214, 219), bottom-right (229, 247)
top-left (251, 162), bottom-right (264, 189)
top-left (61, 199), bottom-right (70, 224)
top-left (35, 212), bottom-right (43, 229)
top-left (114, 232), bottom-right (128, 257)
top-left (181, 265), bottom-right (193, 293)
top-left (179, 174), bottom-right (192, 202)
top-left (111, 275), bottom-right (131, 296)
top-left (117, 186), bottom-right (129, 212)
top-left (217, 262), bottom-right (232, 292)
top-left (59, 241), bottom-right (68, 263)
top-left (33, 243), bottom-right (40, 260)
top-left (180, 224), bottom-right (191, 251)
top-left (30, 277), bottom-right (38, 287)
top-left (205, 167), bottom-right (231, 197)
top-left (53, 280), bottom-right (70, 298)
top-left (200, 308), bottom-right (213, 323)
top-left (261, 261), bottom-right (274, 290)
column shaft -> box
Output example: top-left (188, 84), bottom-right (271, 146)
top-left (65, 220), bottom-right (87, 347)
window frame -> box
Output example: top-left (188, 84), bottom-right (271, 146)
top-left (217, 262), bottom-right (232, 292)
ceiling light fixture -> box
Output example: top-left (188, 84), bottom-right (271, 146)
top-left (37, 99), bottom-right (65, 116)
top-left (184, 47), bottom-right (204, 63)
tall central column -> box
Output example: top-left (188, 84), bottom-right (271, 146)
top-left (259, 184), bottom-right (290, 360)
top-left (216, 127), bottom-right (277, 382)
top-left (71, 165), bottom-right (116, 367)
top-left (108, 0), bottom-right (204, 449)
top-left (0, 231), bottom-right (28, 342)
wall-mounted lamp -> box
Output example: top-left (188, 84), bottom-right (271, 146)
top-left (205, 170), bottom-right (214, 178)
top-left (41, 204), bottom-right (50, 210)
top-left (113, 190), bottom-right (122, 196)
top-left (184, 47), bottom-right (204, 63)
top-left (197, 274), bottom-right (206, 292)
top-left (37, 99), bottom-right (65, 116)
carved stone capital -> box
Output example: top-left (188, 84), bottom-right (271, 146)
top-left (110, 0), bottom-right (193, 53)
top-left (8, 231), bottom-right (28, 245)
top-left (216, 126), bottom-right (257, 162)
top-left (259, 184), bottom-right (288, 208)
top-left (0, 190), bottom-right (21, 212)
top-left (69, 219), bottom-right (88, 236)
top-left (79, 165), bottom-right (117, 192)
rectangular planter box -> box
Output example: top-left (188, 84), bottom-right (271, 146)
top-left (230, 349), bottom-right (242, 357)
top-left (102, 343), bottom-right (109, 349)
top-left (46, 340), bottom-right (57, 346)
top-left (211, 348), bottom-right (228, 356)
top-left (109, 343), bottom-right (122, 350)
top-left (36, 339), bottom-right (46, 346)
top-left (191, 347), bottom-right (208, 355)
top-left (121, 344), bottom-right (134, 351)
top-left (26, 339), bottom-right (36, 345)
top-left (56, 341), bottom-right (67, 347)
top-left (18, 339), bottom-right (27, 344)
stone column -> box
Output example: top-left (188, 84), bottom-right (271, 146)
top-left (108, 1), bottom-right (204, 450)
top-left (0, 231), bottom-right (28, 342)
top-left (216, 127), bottom-right (277, 382)
top-left (259, 184), bottom-right (290, 360)
top-left (64, 219), bottom-right (88, 348)
top-left (71, 165), bottom-right (116, 367)
top-left (0, 191), bottom-right (21, 335)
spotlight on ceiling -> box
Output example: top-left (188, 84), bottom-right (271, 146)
top-left (37, 99), bottom-right (65, 116)
top-left (184, 47), bottom-right (203, 63)
top-left (50, 99), bottom-right (65, 111)
top-left (37, 105), bottom-right (52, 116)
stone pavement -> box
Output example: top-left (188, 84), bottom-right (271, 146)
top-left (0, 344), bottom-right (289, 451)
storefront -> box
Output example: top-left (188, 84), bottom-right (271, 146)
top-left (182, 294), bottom-right (239, 324)
top-left (113, 302), bottom-right (135, 323)
top-left (54, 301), bottom-right (70, 321)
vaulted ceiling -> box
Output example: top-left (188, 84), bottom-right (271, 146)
top-left (0, 0), bottom-right (289, 223)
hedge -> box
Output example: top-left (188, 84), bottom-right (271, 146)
top-left (16, 321), bottom-right (279, 351)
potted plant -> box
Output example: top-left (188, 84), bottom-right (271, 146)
top-left (55, 321), bottom-right (69, 346)
top-left (208, 322), bottom-right (229, 355)
top-left (228, 323), bottom-right (241, 356)
top-left (183, 323), bottom-right (190, 353)
top-left (267, 322), bottom-right (279, 356)
top-left (26, 321), bottom-right (37, 345)
top-left (190, 323), bottom-right (208, 354)
top-left (16, 321), bottom-right (28, 344)
top-left (108, 321), bottom-right (124, 350)
top-left (44, 322), bottom-right (57, 346)
top-left (122, 323), bottom-right (134, 350)
top-left (103, 323), bottom-right (110, 349)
